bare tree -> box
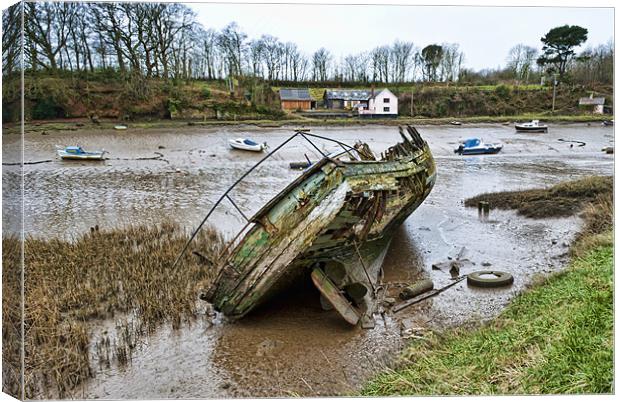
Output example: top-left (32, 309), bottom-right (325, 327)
top-left (217, 22), bottom-right (246, 77)
top-left (312, 48), bottom-right (331, 81)
top-left (370, 45), bottom-right (390, 82)
top-left (25, 2), bottom-right (74, 70)
top-left (390, 41), bottom-right (415, 82)
top-left (2, 3), bottom-right (21, 75)
top-left (507, 44), bottom-right (538, 83)
top-left (439, 43), bottom-right (464, 82)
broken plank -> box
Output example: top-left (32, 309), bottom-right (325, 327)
top-left (311, 268), bottom-right (361, 325)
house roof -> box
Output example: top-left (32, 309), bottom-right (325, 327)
top-left (279, 88), bottom-right (312, 101)
top-left (325, 89), bottom-right (373, 101)
top-left (324, 88), bottom-right (393, 101)
top-left (579, 97), bottom-right (605, 105)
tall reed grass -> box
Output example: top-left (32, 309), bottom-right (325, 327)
top-left (2, 222), bottom-right (224, 398)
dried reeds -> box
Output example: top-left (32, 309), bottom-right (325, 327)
top-left (2, 222), bottom-right (224, 398)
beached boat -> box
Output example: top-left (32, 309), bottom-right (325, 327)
top-left (454, 138), bottom-right (503, 155)
top-left (194, 126), bottom-right (436, 327)
top-left (56, 146), bottom-right (106, 160)
top-left (515, 120), bottom-right (548, 133)
top-left (229, 138), bottom-right (267, 152)
top-left (602, 120), bottom-right (614, 127)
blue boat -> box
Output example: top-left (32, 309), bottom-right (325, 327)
top-left (56, 145), bottom-right (107, 160)
top-left (454, 138), bottom-right (503, 155)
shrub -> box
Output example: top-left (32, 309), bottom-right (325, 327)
top-left (31, 97), bottom-right (66, 119)
top-left (494, 84), bottom-right (511, 99)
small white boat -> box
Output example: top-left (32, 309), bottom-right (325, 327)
top-left (515, 120), bottom-right (548, 133)
top-left (114, 125), bottom-right (128, 130)
top-left (229, 138), bottom-right (266, 152)
top-left (56, 145), bottom-right (107, 160)
top-left (454, 138), bottom-right (503, 155)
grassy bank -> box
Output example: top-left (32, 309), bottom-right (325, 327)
top-left (2, 223), bottom-right (223, 399)
top-left (3, 73), bottom-right (612, 126)
top-left (362, 176), bottom-right (614, 395)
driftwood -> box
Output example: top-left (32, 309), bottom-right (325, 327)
top-left (392, 276), bottom-right (466, 313)
top-left (399, 279), bottom-right (434, 300)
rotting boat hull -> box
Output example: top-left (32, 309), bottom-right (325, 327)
top-left (205, 126), bottom-right (436, 325)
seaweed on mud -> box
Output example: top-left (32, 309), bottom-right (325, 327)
top-left (2, 222), bottom-right (224, 399)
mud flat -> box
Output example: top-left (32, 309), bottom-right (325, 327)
top-left (2, 123), bottom-right (614, 398)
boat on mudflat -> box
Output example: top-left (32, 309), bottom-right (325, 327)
top-left (56, 146), bottom-right (106, 160)
top-left (454, 138), bottom-right (503, 155)
top-left (229, 138), bottom-right (267, 152)
top-left (199, 126), bottom-right (436, 327)
top-left (515, 120), bottom-right (548, 133)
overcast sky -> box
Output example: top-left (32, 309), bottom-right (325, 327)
top-left (189, 2), bottom-right (614, 71)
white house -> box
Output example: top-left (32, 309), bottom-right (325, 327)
top-left (357, 88), bottom-right (398, 117)
top-left (579, 95), bottom-right (606, 114)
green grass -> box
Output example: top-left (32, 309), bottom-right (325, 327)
top-left (362, 235), bottom-right (613, 395)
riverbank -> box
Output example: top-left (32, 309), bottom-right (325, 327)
top-left (2, 113), bottom-right (611, 135)
top-left (362, 177), bottom-right (613, 396)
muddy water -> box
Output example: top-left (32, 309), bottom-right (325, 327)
top-left (3, 123), bottom-right (614, 398)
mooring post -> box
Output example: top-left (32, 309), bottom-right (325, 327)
top-left (482, 201), bottom-right (490, 218)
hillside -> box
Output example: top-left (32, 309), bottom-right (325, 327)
top-left (2, 73), bottom-right (613, 124)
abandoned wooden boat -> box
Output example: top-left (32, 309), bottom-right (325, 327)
top-left (56, 145), bottom-right (107, 160)
top-left (515, 120), bottom-right (548, 133)
top-left (185, 126), bottom-right (435, 326)
top-left (229, 138), bottom-right (267, 152)
top-left (454, 138), bottom-right (503, 155)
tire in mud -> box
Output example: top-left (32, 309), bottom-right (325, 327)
top-left (467, 270), bottom-right (514, 288)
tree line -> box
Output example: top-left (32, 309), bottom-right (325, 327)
top-left (2, 2), bottom-right (613, 86)
top-left (7, 2), bottom-right (465, 83)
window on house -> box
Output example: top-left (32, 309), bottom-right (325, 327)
top-left (383, 107), bottom-right (390, 112)
top-left (383, 98), bottom-right (390, 103)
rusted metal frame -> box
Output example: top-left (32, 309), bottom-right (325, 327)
top-left (172, 132), bottom-right (302, 269)
top-left (352, 240), bottom-right (377, 295)
top-left (301, 132), bottom-right (358, 152)
top-left (299, 132), bottom-right (327, 158)
top-left (339, 143), bottom-right (357, 160)
top-left (225, 194), bottom-right (249, 222)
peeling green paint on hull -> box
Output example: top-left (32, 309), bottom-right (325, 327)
top-left (206, 126), bottom-right (436, 324)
